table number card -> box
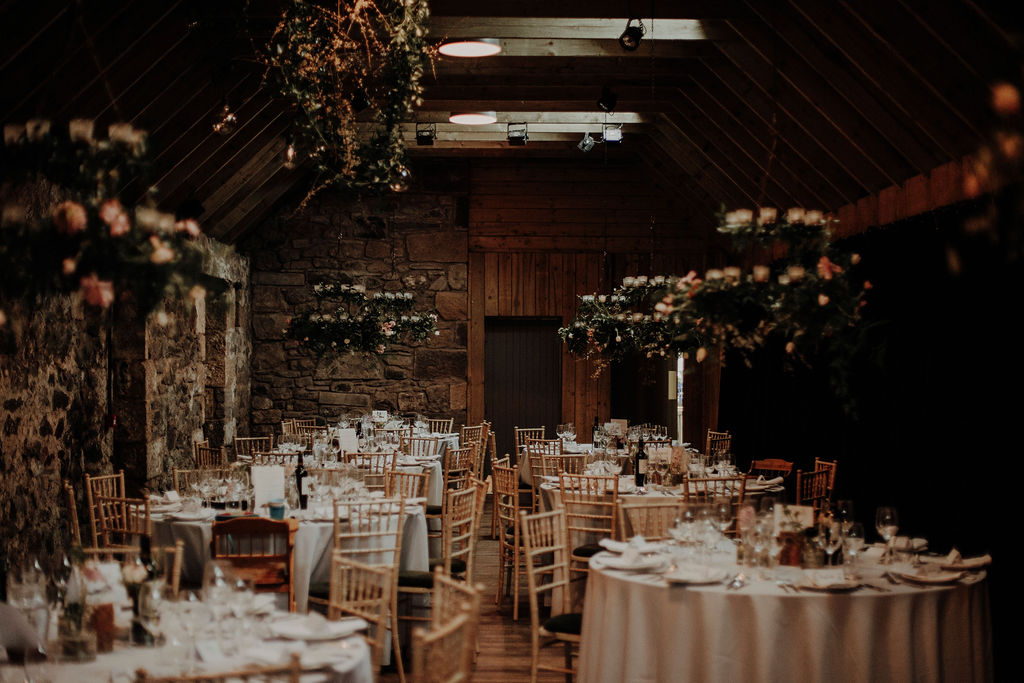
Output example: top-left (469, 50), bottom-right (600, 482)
top-left (605, 420), bottom-right (627, 437)
top-left (773, 504), bottom-right (815, 536)
top-left (337, 427), bottom-right (358, 455)
top-left (252, 465), bottom-right (286, 512)
top-left (372, 410), bottom-right (388, 421)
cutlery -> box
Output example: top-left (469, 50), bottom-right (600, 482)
top-left (727, 572), bottom-right (748, 590)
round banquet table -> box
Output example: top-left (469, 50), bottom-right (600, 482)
top-left (578, 555), bottom-right (992, 683)
top-left (152, 505), bottom-right (429, 613)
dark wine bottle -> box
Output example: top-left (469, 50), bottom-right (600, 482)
top-left (635, 437), bottom-right (648, 488)
top-left (295, 451), bottom-right (308, 510)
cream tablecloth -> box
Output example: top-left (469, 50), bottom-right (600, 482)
top-left (578, 558), bottom-right (992, 683)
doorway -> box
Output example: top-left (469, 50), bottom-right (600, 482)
top-left (484, 317), bottom-right (562, 463)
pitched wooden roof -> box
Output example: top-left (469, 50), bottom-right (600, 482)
top-left (2, 0), bottom-right (1018, 242)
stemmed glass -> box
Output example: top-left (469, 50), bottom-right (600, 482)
top-left (843, 522), bottom-right (866, 578)
top-left (711, 497), bottom-right (733, 539)
top-left (835, 500), bottom-right (855, 534)
top-left (824, 523), bottom-right (843, 566)
top-left (875, 506), bottom-right (899, 564)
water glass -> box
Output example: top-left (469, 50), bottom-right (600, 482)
top-left (875, 507), bottom-right (899, 564)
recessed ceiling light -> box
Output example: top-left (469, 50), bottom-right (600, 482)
top-left (449, 111), bottom-right (498, 125)
top-left (439, 38), bottom-right (502, 58)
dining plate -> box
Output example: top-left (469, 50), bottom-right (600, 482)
top-left (890, 569), bottom-right (965, 585)
top-left (593, 553), bottom-right (667, 572)
top-left (269, 616), bottom-right (368, 641)
top-left (797, 578), bottom-right (861, 592)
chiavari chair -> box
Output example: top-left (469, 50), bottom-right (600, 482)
top-left (814, 457), bottom-right (839, 498)
top-left (94, 495), bottom-right (151, 554)
top-left (427, 417), bottom-right (454, 434)
top-left (328, 554), bottom-right (395, 676)
top-left (251, 451), bottom-right (302, 466)
top-left (797, 468), bottom-right (832, 518)
top-left (525, 438), bottom-right (562, 511)
top-left (705, 429), bottom-right (732, 461)
top-left (493, 460), bottom-right (526, 620)
top-left (386, 470), bottom-right (431, 511)
top-left (84, 470), bottom-right (126, 548)
top-left (520, 507), bottom-right (581, 683)
top-left (425, 445), bottom-right (474, 543)
top-left (195, 444), bottom-right (227, 469)
top-left (683, 474), bottom-right (748, 537)
top-left (748, 458), bottom-right (794, 480)
top-left (559, 473), bottom-right (618, 589)
top-left (617, 500), bottom-right (687, 541)
top-left (210, 516), bottom-right (299, 612)
top-left (401, 435), bottom-right (441, 459)
top-left (233, 436), bottom-right (272, 460)
top-left (411, 572), bottom-right (480, 683)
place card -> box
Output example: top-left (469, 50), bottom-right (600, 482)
top-left (372, 410), bottom-right (388, 421)
top-left (337, 428), bottom-right (358, 455)
top-left (606, 420), bottom-right (627, 436)
top-left (774, 504), bottom-right (815, 536)
top-left (252, 465), bottom-right (286, 512)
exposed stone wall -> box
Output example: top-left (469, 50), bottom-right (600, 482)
top-left (0, 242), bottom-right (250, 573)
top-left (241, 191), bottom-right (469, 435)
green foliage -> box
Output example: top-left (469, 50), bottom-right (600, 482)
top-left (285, 282), bottom-right (437, 355)
top-left (256, 0), bottom-right (432, 203)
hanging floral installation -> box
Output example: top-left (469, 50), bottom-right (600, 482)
top-left (284, 281), bottom-right (438, 355)
top-left (0, 119), bottom-right (216, 323)
top-left (255, 0), bottom-right (432, 205)
top-left (560, 209), bottom-right (870, 384)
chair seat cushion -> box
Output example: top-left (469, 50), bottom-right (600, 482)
top-left (398, 569), bottom-right (434, 589)
top-left (542, 612), bottom-right (583, 635)
top-left (571, 543), bottom-right (603, 559)
top-left (429, 557), bottom-right (467, 574)
top-left (425, 504), bottom-right (442, 516)
top-left (308, 581), bottom-right (330, 599)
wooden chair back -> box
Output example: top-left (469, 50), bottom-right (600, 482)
top-left (234, 436), bottom-right (272, 459)
top-left (559, 474), bottom-right (619, 545)
top-left (705, 429), bottom-right (731, 460)
top-left (443, 445), bottom-right (475, 493)
top-left (412, 583), bottom-right (478, 683)
top-left (84, 471), bottom-right (126, 547)
top-left (520, 507), bottom-right (574, 616)
top-left (441, 486), bottom-right (481, 580)
top-left (95, 495), bottom-right (151, 550)
top-left (814, 458), bottom-right (838, 495)
top-left (251, 451), bottom-right (302, 466)
top-left (493, 462), bottom-right (524, 620)
top-left (514, 426), bottom-right (545, 452)
top-left (427, 418), bottom-right (454, 434)
top-left (797, 468), bottom-right (832, 517)
top-left (328, 553), bottom-right (395, 672)
top-left (332, 498), bottom-right (406, 569)
top-left (195, 445), bottom-right (227, 469)
top-left (617, 501), bottom-right (686, 541)
top-left (683, 475), bottom-right (747, 536)
top-left (401, 435), bottom-right (441, 459)
top-left (748, 458), bottom-right (794, 479)
top-left (211, 517), bottom-right (299, 611)
top-left (459, 424), bottom-right (484, 448)
top-left (386, 470), bottom-right (431, 504)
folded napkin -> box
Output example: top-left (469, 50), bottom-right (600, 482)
top-left (893, 536), bottom-right (928, 552)
top-left (799, 568), bottom-right (858, 590)
top-left (933, 548), bottom-right (992, 570)
top-left (663, 562), bottom-right (729, 585)
top-left (596, 549), bottom-right (666, 571)
top-left (599, 536), bottom-right (662, 554)
top-left (752, 476), bottom-right (785, 487)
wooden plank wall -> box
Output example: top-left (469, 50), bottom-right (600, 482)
top-left (466, 158), bottom-right (716, 440)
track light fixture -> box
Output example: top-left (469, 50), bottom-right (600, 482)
top-left (618, 18), bottom-right (645, 51)
top-left (577, 132), bottom-right (596, 153)
top-left (507, 122), bottom-right (528, 146)
top-left (597, 86), bottom-right (618, 114)
top-left (415, 122), bottom-right (436, 146)
top-left (603, 123), bottom-right (623, 143)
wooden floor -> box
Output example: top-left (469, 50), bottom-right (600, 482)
top-left (382, 497), bottom-right (576, 682)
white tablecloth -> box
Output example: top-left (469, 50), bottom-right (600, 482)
top-left (578, 558), bottom-right (992, 683)
top-left (152, 507), bottom-right (429, 613)
top-left (6, 615), bottom-right (374, 683)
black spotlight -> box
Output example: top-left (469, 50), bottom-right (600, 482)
top-left (597, 86), bottom-right (618, 114)
top-left (619, 18), bottom-right (645, 52)
top-left (415, 122), bottom-right (436, 146)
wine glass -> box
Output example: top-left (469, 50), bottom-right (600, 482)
top-left (824, 523), bottom-right (843, 566)
top-left (565, 423), bottom-right (577, 446)
top-left (835, 499), bottom-right (855, 533)
top-left (843, 522), bottom-right (866, 578)
top-left (875, 506), bottom-right (899, 564)
top-left (712, 496), bottom-right (733, 538)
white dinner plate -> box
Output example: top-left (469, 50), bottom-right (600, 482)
top-left (593, 553), bottom-right (667, 572)
top-left (269, 616), bottom-right (368, 641)
top-left (663, 565), bottom-right (730, 585)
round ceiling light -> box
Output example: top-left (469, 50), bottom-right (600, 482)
top-left (438, 38), bottom-right (502, 58)
top-left (448, 111), bottom-right (498, 125)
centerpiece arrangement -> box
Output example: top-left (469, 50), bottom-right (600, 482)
top-left (560, 208), bottom-right (870, 399)
top-left (255, 0), bottom-right (432, 204)
top-left (284, 281), bottom-right (437, 356)
top-left (0, 118), bottom-right (217, 322)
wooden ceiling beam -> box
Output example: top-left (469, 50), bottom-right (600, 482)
top-left (417, 98), bottom-right (675, 114)
top-left (428, 17), bottom-right (727, 41)
top-left (633, 138), bottom-right (720, 221)
top-left (837, 0), bottom-right (987, 140)
top-left (713, 37), bottom-right (895, 195)
top-left (687, 61), bottom-right (856, 207)
top-left (402, 112), bottom-right (653, 124)
top-left (670, 86), bottom-right (831, 208)
top-left (202, 135), bottom-right (290, 238)
top-left (787, 0), bottom-right (981, 161)
top-left (736, 2), bottom-right (940, 176)
top-left (426, 0), bottom-right (751, 20)
top-left (432, 55), bottom-right (715, 77)
top-left (647, 125), bottom-right (749, 210)
top-left (657, 112), bottom-right (779, 208)
top-left (431, 38), bottom-right (721, 59)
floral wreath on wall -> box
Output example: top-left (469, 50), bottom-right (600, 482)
top-left (254, 0), bottom-right (432, 206)
top-left (0, 119), bottom-right (218, 327)
top-left (560, 208), bottom-right (870, 402)
top-left (284, 281), bottom-right (437, 355)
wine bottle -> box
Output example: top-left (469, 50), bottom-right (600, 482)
top-left (139, 535), bottom-right (156, 581)
top-left (635, 437), bottom-right (648, 488)
top-left (295, 451), bottom-right (308, 510)
top-left (592, 416), bottom-right (600, 444)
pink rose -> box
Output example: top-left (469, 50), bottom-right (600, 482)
top-left (109, 212), bottom-right (130, 237)
top-left (816, 256), bottom-right (842, 280)
top-left (175, 219), bottom-right (201, 237)
top-left (53, 201), bottom-right (87, 234)
top-left (785, 341), bottom-right (796, 354)
top-left (62, 258), bottom-right (77, 276)
top-left (79, 273), bottom-right (115, 308)
top-left (99, 200), bottom-right (123, 224)
top-left (818, 293), bottom-right (830, 306)
top-left (149, 235), bottom-right (175, 264)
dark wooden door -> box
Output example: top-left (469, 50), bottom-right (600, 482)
top-left (484, 317), bottom-right (562, 464)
